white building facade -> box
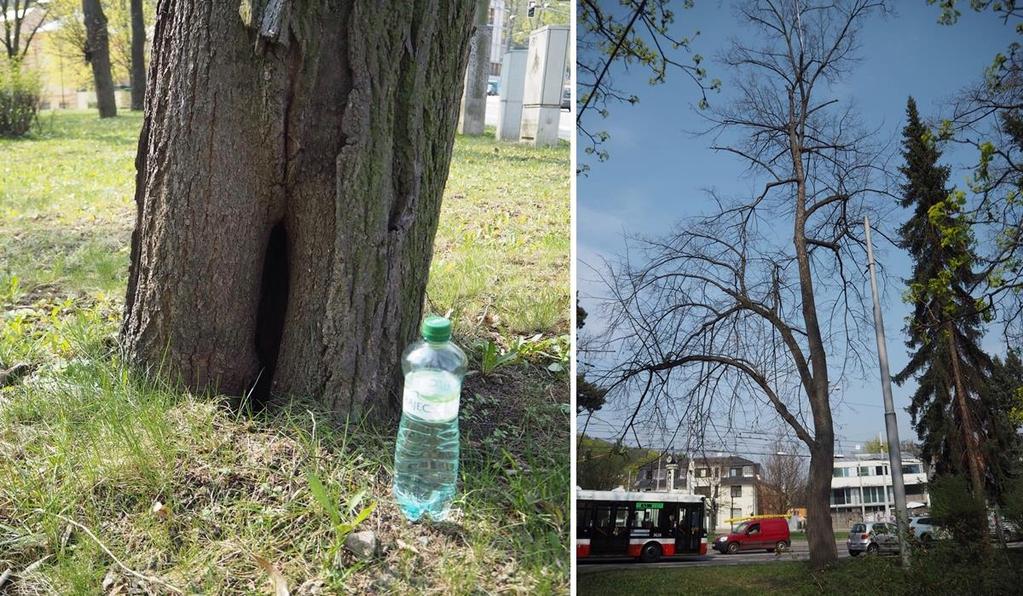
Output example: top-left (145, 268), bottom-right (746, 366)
top-left (829, 454), bottom-right (930, 528)
top-left (632, 454), bottom-right (760, 531)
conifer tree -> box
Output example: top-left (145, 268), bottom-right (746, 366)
top-left (893, 97), bottom-right (992, 500)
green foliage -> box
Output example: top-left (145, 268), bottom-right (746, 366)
top-left (306, 470), bottom-right (378, 560)
top-left (928, 474), bottom-right (988, 543)
top-left (576, 374), bottom-right (607, 413)
top-left (473, 338), bottom-right (521, 376)
top-left (0, 61), bottom-right (40, 137)
top-left (894, 97), bottom-right (1001, 495)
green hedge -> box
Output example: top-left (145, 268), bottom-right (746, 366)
top-left (0, 61), bottom-right (41, 137)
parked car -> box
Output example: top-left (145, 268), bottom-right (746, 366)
top-left (989, 512), bottom-right (1021, 542)
top-left (487, 76), bottom-right (500, 96)
top-left (847, 522), bottom-right (900, 556)
top-left (712, 517), bottom-right (790, 554)
top-left (908, 516), bottom-right (945, 544)
top-left (561, 86), bottom-right (571, 110)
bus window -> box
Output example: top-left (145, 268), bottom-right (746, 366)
top-left (577, 502), bottom-right (592, 538)
top-left (594, 505), bottom-right (613, 536)
top-left (613, 506), bottom-right (629, 536)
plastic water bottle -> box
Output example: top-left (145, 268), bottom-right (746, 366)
top-left (393, 315), bottom-right (467, 522)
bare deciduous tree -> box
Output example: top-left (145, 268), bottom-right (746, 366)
top-left (760, 436), bottom-right (807, 514)
top-left (0, 0), bottom-right (48, 59)
top-left (589, 0), bottom-right (891, 569)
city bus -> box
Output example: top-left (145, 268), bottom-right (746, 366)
top-left (576, 489), bottom-right (708, 562)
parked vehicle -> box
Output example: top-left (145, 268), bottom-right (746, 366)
top-left (989, 511), bottom-right (1021, 542)
top-left (908, 516), bottom-right (945, 544)
top-left (561, 86), bottom-right (571, 110)
top-left (712, 517), bottom-right (790, 554)
top-left (487, 76), bottom-right (500, 96)
top-left (847, 522), bottom-right (900, 556)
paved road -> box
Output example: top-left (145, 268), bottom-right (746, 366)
top-left (484, 95), bottom-right (572, 141)
top-left (577, 540), bottom-right (850, 573)
top-left (577, 539), bottom-right (1023, 572)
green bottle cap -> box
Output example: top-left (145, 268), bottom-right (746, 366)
top-left (421, 315), bottom-right (451, 342)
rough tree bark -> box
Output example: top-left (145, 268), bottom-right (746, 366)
top-left (128, 0), bottom-right (144, 111)
top-left (122, 1), bottom-right (477, 419)
top-left (82, 0), bottom-right (116, 118)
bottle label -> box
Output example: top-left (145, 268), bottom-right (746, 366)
top-left (402, 372), bottom-right (460, 422)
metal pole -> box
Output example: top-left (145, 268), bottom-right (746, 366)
top-left (864, 216), bottom-right (910, 567)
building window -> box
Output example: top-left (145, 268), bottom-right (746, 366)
top-left (859, 467), bottom-right (871, 477)
top-left (743, 466), bottom-right (753, 477)
top-left (731, 485), bottom-right (742, 497)
top-left (875, 465), bottom-right (886, 476)
top-left (646, 470), bottom-right (653, 480)
top-left (833, 467), bottom-right (851, 478)
top-left (694, 486), bottom-right (711, 497)
top-left (696, 467), bottom-right (709, 478)
top-left (902, 464), bottom-right (920, 475)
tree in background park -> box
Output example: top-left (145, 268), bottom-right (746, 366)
top-left (121, 2), bottom-right (478, 418)
top-left (82, 0), bottom-right (116, 117)
top-left (48, 0), bottom-right (156, 107)
top-left (128, 0), bottom-right (143, 109)
top-left (893, 97), bottom-right (1018, 509)
top-left (760, 437), bottom-right (807, 515)
top-left (0, 0), bottom-right (48, 59)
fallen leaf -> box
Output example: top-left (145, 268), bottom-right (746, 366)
top-left (255, 555), bottom-right (290, 596)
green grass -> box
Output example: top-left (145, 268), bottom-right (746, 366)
top-left (0, 112), bottom-right (569, 594)
top-left (577, 550), bottom-right (1023, 595)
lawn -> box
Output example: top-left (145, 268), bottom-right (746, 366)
top-left (577, 549), bottom-right (1023, 595)
top-left (0, 112), bottom-right (570, 594)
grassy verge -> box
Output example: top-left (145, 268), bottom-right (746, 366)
top-left (0, 112), bottom-right (570, 594)
top-left (577, 550), bottom-right (1023, 595)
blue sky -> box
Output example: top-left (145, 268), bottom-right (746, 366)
top-left (577, 1), bottom-right (1016, 458)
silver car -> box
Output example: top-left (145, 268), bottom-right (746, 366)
top-left (847, 522), bottom-right (899, 556)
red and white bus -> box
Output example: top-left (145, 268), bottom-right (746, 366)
top-left (576, 489), bottom-right (708, 562)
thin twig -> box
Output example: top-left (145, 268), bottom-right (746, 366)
top-left (0, 568), bottom-right (11, 589)
top-left (40, 510), bottom-right (183, 594)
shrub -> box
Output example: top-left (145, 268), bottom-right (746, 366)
top-left (0, 60), bottom-right (41, 137)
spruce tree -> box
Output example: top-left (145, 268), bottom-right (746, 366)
top-left (893, 97), bottom-right (992, 500)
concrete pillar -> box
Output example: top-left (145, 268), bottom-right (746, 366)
top-left (458, 6), bottom-right (493, 136)
top-left (496, 49), bottom-right (527, 141)
top-left (519, 25), bottom-right (568, 147)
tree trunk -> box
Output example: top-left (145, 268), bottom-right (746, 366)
top-left (121, 1), bottom-right (477, 419)
top-left (128, 0), bottom-right (144, 111)
top-left (458, 0), bottom-right (491, 135)
top-left (83, 0), bottom-right (117, 118)
top-left (948, 327), bottom-right (987, 499)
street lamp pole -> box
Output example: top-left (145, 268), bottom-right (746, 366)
top-left (864, 216), bottom-right (910, 567)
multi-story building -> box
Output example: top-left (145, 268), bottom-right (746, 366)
top-left (631, 453), bottom-right (761, 531)
top-left (829, 453), bottom-right (930, 528)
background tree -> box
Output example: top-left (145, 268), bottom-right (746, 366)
top-left (576, 0), bottom-right (717, 168)
top-left (576, 302), bottom-right (608, 413)
top-left (591, 0), bottom-right (890, 568)
top-left (128, 0), bottom-right (143, 110)
top-left (0, 0), bottom-right (48, 59)
top-left (760, 437), bottom-right (807, 515)
top-left (122, 2), bottom-right (478, 418)
top-left (928, 1), bottom-right (1023, 343)
top-left (458, 0), bottom-right (490, 135)
top-left (82, 0), bottom-right (115, 117)
top-left (893, 97), bottom-right (994, 503)
top-left (862, 436), bottom-right (888, 454)
top-left (981, 350), bottom-right (1023, 502)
